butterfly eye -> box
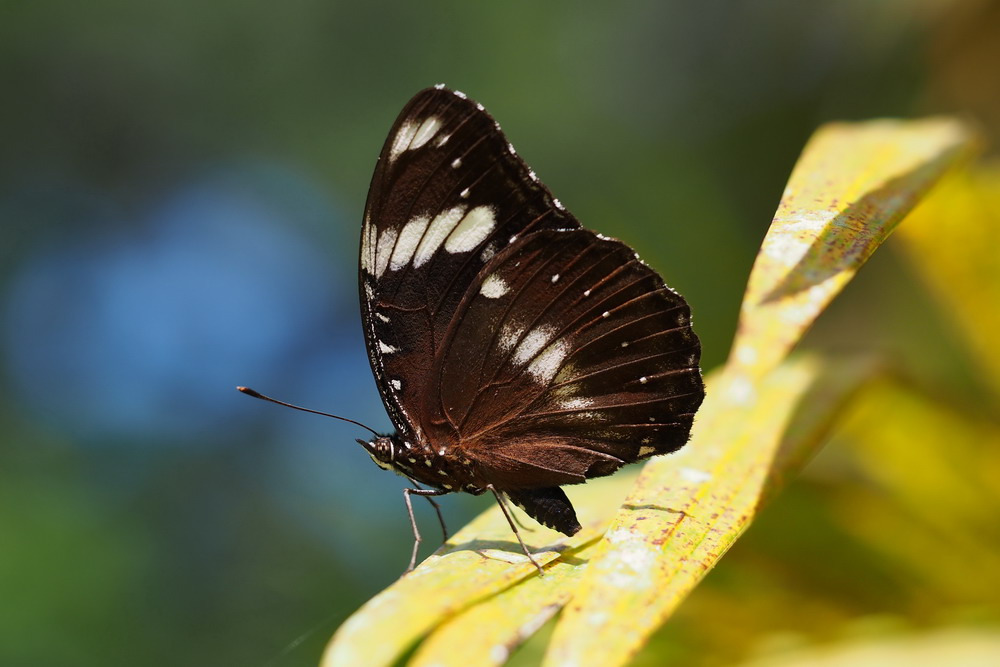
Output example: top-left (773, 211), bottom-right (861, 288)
top-left (376, 437), bottom-right (395, 462)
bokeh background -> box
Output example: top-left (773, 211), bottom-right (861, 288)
top-left (3, 1), bottom-right (999, 665)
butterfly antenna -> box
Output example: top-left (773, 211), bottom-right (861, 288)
top-left (237, 386), bottom-right (381, 437)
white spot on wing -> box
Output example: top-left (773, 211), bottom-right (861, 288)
top-left (480, 274), bottom-right (509, 299)
top-left (434, 133), bottom-right (451, 148)
top-left (561, 397), bottom-right (594, 410)
top-left (499, 321), bottom-right (524, 352)
top-left (451, 157), bottom-right (462, 169)
top-left (375, 312), bottom-right (390, 323)
top-left (361, 223), bottom-right (377, 274)
top-left (378, 341), bottom-right (399, 354)
top-left (413, 206), bottom-right (467, 267)
top-left (528, 338), bottom-right (570, 383)
top-left (390, 379), bottom-right (402, 390)
top-left (388, 120), bottom-right (418, 162)
top-left (374, 228), bottom-right (398, 278)
top-left (445, 205), bottom-right (496, 253)
top-left (638, 446), bottom-right (656, 457)
top-left (551, 273), bottom-right (560, 283)
top-left (410, 116), bottom-right (442, 150)
top-left (459, 187), bottom-right (470, 199)
top-left (513, 325), bottom-right (556, 366)
top-left (390, 215), bottom-right (430, 270)
top-left (480, 242), bottom-right (498, 263)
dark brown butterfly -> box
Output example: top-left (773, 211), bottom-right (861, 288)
top-left (354, 85), bottom-right (704, 573)
top-left (242, 85), bottom-right (703, 575)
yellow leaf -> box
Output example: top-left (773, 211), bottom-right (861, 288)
top-left (402, 470), bottom-right (682, 666)
top-left (729, 117), bottom-right (974, 382)
top-left (321, 469), bottom-right (634, 666)
top-left (544, 355), bottom-right (876, 666)
top-left (894, 162), bottom-right (1000, 398)
top-left (409, 557), bottom-right (584, 667)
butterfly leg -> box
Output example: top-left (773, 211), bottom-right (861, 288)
top-left (423, 494), bottom-right (449, 542)
top-left (402, 487), bottom-right (450, 573)
top-left (487, 485), bottom-right (545, 576)
top-left (508, 506), bottom-right (535, 533)
top-left (406, 477), bottom-right (450, 543)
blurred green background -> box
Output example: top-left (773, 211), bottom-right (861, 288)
top-left (3, 1), bottom-right (999, 665)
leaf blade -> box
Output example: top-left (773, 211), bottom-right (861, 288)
top-left (729, 117), bottom-right (975, 381)
top-left (321, 469), bottom-right (633, 666)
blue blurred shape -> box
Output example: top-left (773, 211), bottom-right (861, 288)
top-left (2, 164), bottom-right (354, 444)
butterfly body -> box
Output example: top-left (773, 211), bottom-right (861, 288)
top-left (357, 86), bottom-right (705, 559)
top-left (362, 430), bottom-right (585, 536)
top-left (361, 432), bottom-right (486, 496)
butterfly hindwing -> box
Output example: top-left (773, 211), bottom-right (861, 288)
top-left (506, 487), bottom-right (582, 536)
top-left (427, 228), bottom-right (703, 489)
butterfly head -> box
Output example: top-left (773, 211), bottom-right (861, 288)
top-left (357, 436), bottom-right (398, 471)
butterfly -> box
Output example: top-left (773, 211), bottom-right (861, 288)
top-left (242, 85), bottom-right (704, 575)
top-left (355, 85), bottom-right (704, 573)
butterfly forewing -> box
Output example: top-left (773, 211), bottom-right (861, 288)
top-left (360, 87), bottom-right (579, 439)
